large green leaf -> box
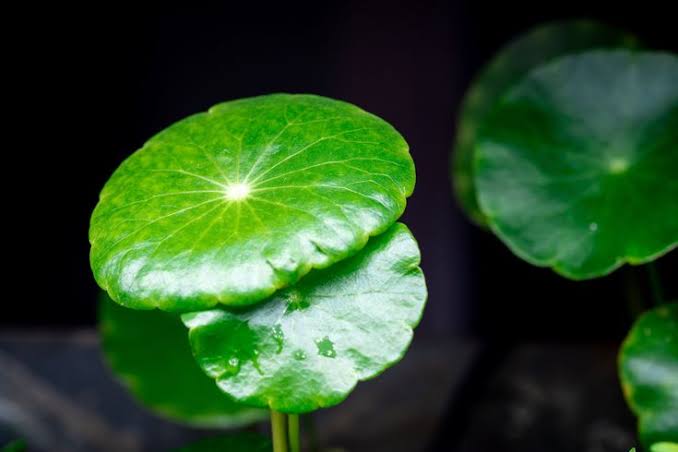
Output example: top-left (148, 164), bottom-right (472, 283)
top-left (475, 50), bottom-right (678, 279)
top-left (619, 303), bottom-right (678, 449)
top-left (173, 432), bottom-right (272, 452)
top-left (90, 94), bottom-right (414, 311)
top-left (183, 223), bottom-right (427, 413)
top-left (452, 20), bottom-right (637, 225)
top-left (99, 293), bottom-right (266, 427)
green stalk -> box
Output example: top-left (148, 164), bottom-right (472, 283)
top-left (288, 414), bottom-right (300, 452)
top-left (647, 262), bottom-right (664, 305)
top-left (271, 410), bottom-right (288, 452)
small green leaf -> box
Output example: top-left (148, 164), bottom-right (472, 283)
top-left (619, 303), bottom-right (678, 448)
top-left (452, 20), bottom-right (637, 225)
top-left (99, 293), bottom-right (266, 427)
top-left (184, 223), bottom-right (427, 413)
top-left (173, 432), bottom-right (271, 452)
top-left (475, 50), bottom-right (678, 279)
top-left (90, 94), bottom-right (414, 311)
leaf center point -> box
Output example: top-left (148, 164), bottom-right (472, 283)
top-left (224, 183), bottom-right (251, 201)
top-left (608, 157), bottom-right (629, 174)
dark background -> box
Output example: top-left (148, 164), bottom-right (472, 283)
top-left (10, 0), bottom-right (677, 341)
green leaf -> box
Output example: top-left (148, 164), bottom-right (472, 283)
top-left (183, 223), bottom-right (427, 413)
top-left (90, 94), bottom-right (414, 311)
top-left (651, 444), bottom-right (678, 452)
top-left (173, 432), bottom-right (272, 452)
top-left (619, 303), bottom-right (678, 448)
top-left (475, 50), bottom-right (678, 279)
top-left (99, 293), bottom-right (267, 427)
top-left (1, 440), bottom-right (26, 452)
top-left (452, 20), bottom-right (637, 226)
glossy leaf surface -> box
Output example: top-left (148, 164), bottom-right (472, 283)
top-left (452, 20), bottom-right (636, 225)
top-left (620, 303), bottom-right (678, 448)
top-left (99, 294), bottom-right (266, 427)
top-left (173, 432), bottom-right (271, 452)
top-left (651, 444), bottom-right (678, 452)
top-left (184, 223), bottom-right (427, 413)
top-left (90, 94), bottom-right (414, 311)
top-left (475, 50), bottom-right (678, 279)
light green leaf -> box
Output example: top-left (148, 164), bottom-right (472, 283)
top-left (99, 293), bottom-right (266, 427)
top-left (90, 94), bottom-right (414, 311)
top-left (475, 50), bottom-right (678, 279)
top-left (184, 223), bottom-right (427, 413)
top-left (452, 20), bottom-right (637, 225)
top-left (651, 443), bottom-right (678, 452)
top-left (173, 432), bottom-right (271, 452)
top-left (619, 303), bottom-right (678, 448)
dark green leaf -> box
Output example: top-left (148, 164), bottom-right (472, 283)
top-left (1, 440), bottom-right (26, 452)
top-left (184, 223), bottom-right (427, 413)
top-left (90, 94), bottom-right (414, 311)
top-left (173, 432), bottom-right (271, 452)
top-left (99, 293), bottom-right (266, 427)
top-left (475, 50), bottom-right (678, 279)
top-left (619, 303), bottom-right (678, 448)
top-left (452, 20), bottom-right (637, 225)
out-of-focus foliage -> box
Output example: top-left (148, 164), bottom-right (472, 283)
top-left (475, 50), bottom-right (678, 279)
top-left (620, 303), bottom-right (678, 449)
top-left (452, 20), bottom-right (637, 225)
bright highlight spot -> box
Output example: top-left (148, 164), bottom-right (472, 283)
top-left (608, 158), bottom-right (629, 174)
top-left (225, 182), bottom-right (251, 201)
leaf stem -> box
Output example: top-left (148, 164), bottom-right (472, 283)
top-left (288, 414), bottom-right (301, 452)
top-left (271, 410), bottom-right (288, 452)
top-left (646, 262), bottom-right (664, 306)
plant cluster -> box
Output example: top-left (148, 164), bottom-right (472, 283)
top-left (452, 20), bottom-right (678, 451)
top-left (90, 94), bottom-right (426, 451)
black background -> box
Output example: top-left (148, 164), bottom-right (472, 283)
top-left (10, 0), bottom-right (677, 340)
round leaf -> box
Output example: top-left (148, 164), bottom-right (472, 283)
top-left (475, 50), bottom-right (678, 279)
top-left (173, 432), bottom-right (271, 452)
top-left (99, 293), bottom-right (267, 427)
top-left (183, 223), bottom-right (427, 413)
top-left (90, 94), bottom-right (414, 311)
top-left (651, 444), bottom-right (678, 452)
top-left (619, 303), bottom-right (678, 448)
top-left (452, 20), bottom-right (637, 225)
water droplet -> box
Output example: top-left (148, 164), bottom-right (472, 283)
top-left (293, 350), bottom-right (307, 360)
top-left (225, 356), bottom-right (241, 376)
top-left (315, 336), bottom-right (336, 358)
top-left (272, 325), bottom-right (284, 353)
top-left (589, 222), bottom-right (598, 232)
top-left (284, 289), bottom-right (310, 312)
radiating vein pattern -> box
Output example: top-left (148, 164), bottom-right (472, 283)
top-left (90, 94), bottom-right (414, 311)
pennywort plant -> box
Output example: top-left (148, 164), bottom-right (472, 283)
top-left (90, 94), bottom-right (426, 451)
top-left (453, 21), bottom-right (678, 451)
